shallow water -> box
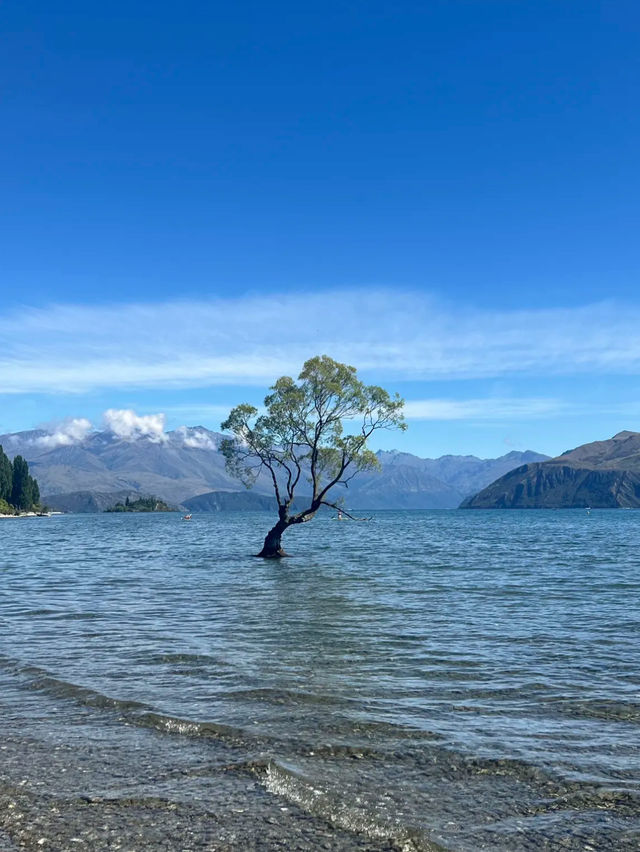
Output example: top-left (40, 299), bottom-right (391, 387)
top-left (1, 510), bottom-right (639, 850)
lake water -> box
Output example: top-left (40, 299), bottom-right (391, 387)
top-left (1, 510), bottom-right (639, 851)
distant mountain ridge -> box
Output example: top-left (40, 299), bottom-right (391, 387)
top-left (373, 449), bottom-right (547, 501)
top-left (462, 431), bottom-right (640, 508)
top-left (0, 425), bottom-right (548, 511)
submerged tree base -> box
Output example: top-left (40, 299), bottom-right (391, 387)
top-left (255, 519), bottom-right (291, 558)
top-left (254, 548), bottom-right (291, 558)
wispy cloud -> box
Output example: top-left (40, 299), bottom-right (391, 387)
top-left (160, 404), bottom-right (237, 424)
top-left (403, 397), bottom-right (569, 421)
top-left (1, 291), bottom-right (639, 393)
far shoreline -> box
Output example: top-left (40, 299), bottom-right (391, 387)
top-left (0, 511), bottom-right (55, 519)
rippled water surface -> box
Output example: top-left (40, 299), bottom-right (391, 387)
top-left (1, 510), bottom-right (639, 850)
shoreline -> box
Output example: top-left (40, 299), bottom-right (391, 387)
top-left (0, 512), bottom-right (51, 519)
top-left (0, 729), bottom-right (396, 852)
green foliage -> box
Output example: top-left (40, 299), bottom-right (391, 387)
top-left (0, 497), bottom-right (16, 515)
top-left (221, 355), bottom-right (406, 527)
top-left (105, 496), bottom-right (172, 513)
top-left (0, 445), bottom-right (12, 502)
top-left (0, 452), bottom-right (41, 513)
top-left (30, 476), bottom-right (40, 506)
top-left (11, 456), bottom-right (33, 511)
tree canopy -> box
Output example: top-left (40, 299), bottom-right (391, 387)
top-left (221, 355), bottom-right (406, 556)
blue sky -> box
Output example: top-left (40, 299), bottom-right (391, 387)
top-left (1, 1), bottom-right (639, 458)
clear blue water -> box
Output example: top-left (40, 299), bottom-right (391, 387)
top-left (1, 510), bottom-right (639, 850)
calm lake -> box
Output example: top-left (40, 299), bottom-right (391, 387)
top-left (1, 510), bottom-right (639, 851)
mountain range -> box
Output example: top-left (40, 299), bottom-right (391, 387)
top-left (462, 431), bottom-right (640, 508)
top-left (0, 426), bottom-right (548, 511)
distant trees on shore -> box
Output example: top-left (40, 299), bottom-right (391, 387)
top-left (105, 495), bottom-right (172, 513)
top-left (0, 446), bottom-right (41, 514)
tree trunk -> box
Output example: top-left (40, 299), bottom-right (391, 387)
top-left (256, 519), bottom-right (290, 558)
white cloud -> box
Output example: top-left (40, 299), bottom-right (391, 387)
top-left (33, 417), bottom-right (93, 448)
top-left (173, 426), bottom-right (218, 450)
top-left (16, 411), bottom-right (220, 447)
top-left (0, 291), bottom-right (639, 393)
top-left (403, 397), bottom-right (568, 421)
top-left (102, 409), bottom-right (167, 443)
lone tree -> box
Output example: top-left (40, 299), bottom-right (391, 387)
top-left (221, 355), bottom-right (406, 557)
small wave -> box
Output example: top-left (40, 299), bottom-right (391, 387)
top-left (551, 698), bottom-right (640, 723)
top-left (0, 654), bottom-right (250, 745)
top-left (413, 749), bottom-right (564, 788)
top-left (259, 760), bottom-right (444, 852)
top-left (48, 611), bottom-right (105, 621)
top-left (17, 608), bottom-right (59, 616)
top-left (0, 652), bottom-right (445, 750)
top-left (338, 717), bottom-right (443, 742)
top-left (25, 672), bottom-right (151, 714)
top-left (550, 788), bottom-right (640, 816)
top-left (146, 652), bottom-right (225, 666)
top-left (224, 686), bottom-right (355, 707)
top-left (134, 711), bottom-right (250, 745)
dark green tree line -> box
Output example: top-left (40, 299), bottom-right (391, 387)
top-left (0, 446), bottom-right (41, 513)
top-left (0, 445), bottom-right (12, 502)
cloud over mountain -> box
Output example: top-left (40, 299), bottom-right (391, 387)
top-left (18, 410), bottom-right (223, 451)
top-left (32, 418), bottom-right (93, 449)
top-left (174, 426), bottom-right (218, 450)
top-left (102, 409), bottom-right (167, 443)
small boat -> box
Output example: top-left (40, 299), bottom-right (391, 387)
top-left (182, 514), bottom-right (192, 521)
